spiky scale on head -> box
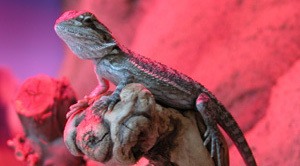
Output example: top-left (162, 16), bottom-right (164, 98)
top-left (54, 10), bottom-right (116, 59)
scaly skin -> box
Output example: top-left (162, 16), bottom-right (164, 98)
top-left (55, 10), bottom-right (257, 166)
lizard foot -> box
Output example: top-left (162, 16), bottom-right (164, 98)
top-left (203, 123), bottom-right (222, 166)
top-left (67, 96), bottom-right (92, 119)
top-left (92, 94), bottom-right (119, 115)
top-left (196, 93), bottom-right (222, 166)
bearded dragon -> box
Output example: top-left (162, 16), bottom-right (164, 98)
top-left (55, 10), bottom-right (257, 166)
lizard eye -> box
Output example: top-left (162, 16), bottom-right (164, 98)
top-left (82, 16), bottom-right (93, 25)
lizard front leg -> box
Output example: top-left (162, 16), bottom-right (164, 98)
top-left (196, 93), bottom-right (223, 166)
top-left (92, 76), bottom-right (134, 114)
top-left (67, 78), bottom-right (109, 118)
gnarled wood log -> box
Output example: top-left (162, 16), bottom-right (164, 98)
top-left (64, 83), bottom-right (228, 166)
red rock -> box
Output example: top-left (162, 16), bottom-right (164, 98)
top-left (131, 0), bottom-right (300, 131)
top-left (230, 60), bottom-right (300, 165)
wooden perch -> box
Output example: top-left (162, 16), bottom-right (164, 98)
top-left (8, 75), bottom-right (84, 166)
top-left (64, 83), bottom-right (229, 166)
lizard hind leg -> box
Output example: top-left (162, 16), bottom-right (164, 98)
top-left (196, 93), bottom-right (223, 166)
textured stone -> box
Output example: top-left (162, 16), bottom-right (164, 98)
top-left (131, 0), bottom-right (300, 132)
top-left (230, 59), bottom-right (300, 165)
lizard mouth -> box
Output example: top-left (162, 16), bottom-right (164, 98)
top-left (55, 23), bottom-right (117, 59)
top-left (54, 24), bottom-right (98, 41)
top-left (55, 10), bottom-right (89, 25)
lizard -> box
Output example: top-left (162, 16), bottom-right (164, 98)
top-left (54, 10), bottom-right (257, 166)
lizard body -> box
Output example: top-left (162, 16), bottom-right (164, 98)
top-left (97, 52), bottom-right (203, 109)
top-left (55, 10), bottom-right (257, 166)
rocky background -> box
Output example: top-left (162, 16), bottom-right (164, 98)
top-left (0, 0), bottom-right (299, 165)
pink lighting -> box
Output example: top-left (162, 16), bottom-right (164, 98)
top-left (1, 0), bottom-right (300, 165)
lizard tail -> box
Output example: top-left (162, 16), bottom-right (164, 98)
top-left (217, 104), bottom-right (257, 166)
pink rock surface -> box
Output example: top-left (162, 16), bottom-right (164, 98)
top-left (230, 59), bottom-right (300, 165)
top-left (131, 0), bottom-right (300, 131)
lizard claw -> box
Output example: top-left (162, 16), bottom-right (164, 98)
top-left (196, 93), bottom-right (222, 166)
top-left (92, 96), bottom-right (109, 113)
top-left (67, 96), bottom-right (91, 119)
top-left (201, 120), bottom-right (222, 166)
top-left (92, 95), bottom-right (119, 115)
top-left (203, 125), bottom-right (222, 166)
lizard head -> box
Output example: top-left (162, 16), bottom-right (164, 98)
top-left (54, 10), bottom-right (116, 59)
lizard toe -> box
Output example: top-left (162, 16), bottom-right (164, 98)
top-left (92, 96), bottom-right (109, 113)
top-left (203, 125), bottom-right (223, 166)
top-left (92, 95), bottom-right (119, 114)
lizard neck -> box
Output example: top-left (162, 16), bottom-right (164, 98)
top-left (92, 45), bottom-right (123, 64)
